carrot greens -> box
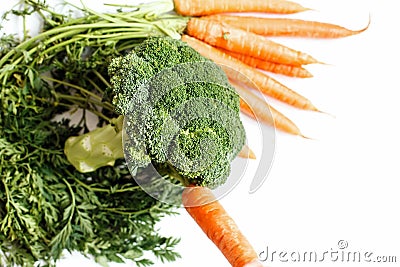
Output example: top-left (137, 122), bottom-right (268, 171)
top-left (0, 1), bottom-right (187, 266)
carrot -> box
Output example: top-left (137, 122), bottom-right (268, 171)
top-left (220, 48), bottom-right (313, 78)
top-left (173, 0), bottom-right (310, 16)
top-left (240, 98), bottom-right (257, 120)
top-left (186, 18), bottom-right (320, 66)
top-left (182, 186), bottom-right (263, 267)
top-left (204, 14), bottom-right (370, 39)
top-left (182, 35), bottom-right (319, 111)
top-left (233, 80), bottom-right (304, 136)
top-left (238, 144), bottom-right (256, 159)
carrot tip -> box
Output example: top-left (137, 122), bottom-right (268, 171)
top-left (247, 149), bottom-right (257, 160)
top-left (313, 60), bottom-right (330, 66)
top-left (353, 13), bottom-right (371, 35)
top-left (303, 56), bottom-right (327, 66)
top-left (316, 109), bottom-right (336, 118)
top-left (303, 7), bottom-right (317, 12)
top-left (238, 144), bottom-right (257, 160)
top-left (299, 133), bottom-right (316, 141)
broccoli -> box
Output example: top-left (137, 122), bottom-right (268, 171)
top-left (108, 37), bottom-right (245, 189)
top-left (65, 37), bottom-right (246, 190)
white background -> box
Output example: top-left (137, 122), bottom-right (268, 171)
top-left (1, 0), bottom-right (399, 267)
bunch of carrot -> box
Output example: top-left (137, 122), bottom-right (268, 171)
top-left (172, 1), bottom-right (368, 266)
top-left (175, 0), bottom-right (368, 138)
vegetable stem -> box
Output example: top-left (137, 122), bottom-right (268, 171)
top-left (41, 76), bottom-right (102, 101)
top-left (103, 203), bottom-right (164, 216)
top-left (92, 69), bottom-right (111, 88)
top-left (0, 21), bottom-right (185, 69)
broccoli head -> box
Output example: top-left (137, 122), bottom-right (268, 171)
top-left (108, 37), bottom-right (246, 189)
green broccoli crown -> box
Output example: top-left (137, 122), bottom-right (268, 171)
top-left (108, 37), bottom-right (245, 188)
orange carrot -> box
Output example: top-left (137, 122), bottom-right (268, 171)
top-left (240, 98), bottom-right (257, 120)
top-left (182, 35), bottom-right (319, 111)
top-left (238, 144), bottom-right (257, 159)
top-left (173, 0), bottom-right (310, 16)
top-left (204, 14), bottom-right (370, 39)
top-left (182, 186), bottom-right (263, 267)
top-left (221, 48), bottom-right (313, 78)
top-left (232, 80), bottom-right (304, 136)
top-left (186, 18), bottom-right (320, 66)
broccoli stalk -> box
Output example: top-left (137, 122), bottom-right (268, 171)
top-left (65, 37), bottom-right (246, 189)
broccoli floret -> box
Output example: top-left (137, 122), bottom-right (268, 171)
top-left (108, 37), bottom-right (245, 188)
top-left (108, 51), bottom-right (154, 114)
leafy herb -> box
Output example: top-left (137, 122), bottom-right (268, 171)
top-left (0, 0), bottom-right (188, 266)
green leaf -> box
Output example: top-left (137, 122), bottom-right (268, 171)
top-left (26, 68), bottom-right (36, 88)
top-left (107, 254), bottom-right (125, 263)
top-left (121, 248), bottom-right (143, 260)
